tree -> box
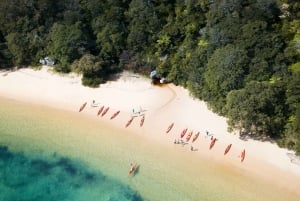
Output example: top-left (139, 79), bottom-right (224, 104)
top-left (125, 0), bottom-right (161, 52)
top-left (204, 44), bottom-right (248, 112)
top-left (0, 32), bottom-right (12, 68)
top-left (71, 53), bottom-right (104, 87)
top-left (5, 32), bottom-right (31, 66)
top-left (46, 22), bottom-right (88, 72)
top-left (226, 81), bottom-right (288, 138)
top-left (285, 71), bottom-right (300, 137)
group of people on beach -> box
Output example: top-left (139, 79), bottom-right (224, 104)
top-left (91, 100), bottom-right (100, 107)
top-left (173, 139), bottom-right (197, 151)
top-left (132, 107), bottom-right (146, 117)
top-left (173, 129), bottom-right (218, 152)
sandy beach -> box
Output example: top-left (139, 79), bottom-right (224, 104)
top-left (1, 66), bottom-right (300, 199)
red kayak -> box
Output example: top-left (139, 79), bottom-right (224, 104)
top-left (166, 123), bottom-right (174, 133)
top-left (97, 106), bottom-right (104, 116)
top-left (180, 128), bottom-right (188, 138)
top-left (192, 132), bottom-right (200, 143)
top-left (110, 111), bottom-right (120, 120)
top-left (128, 164), bottom-right (138, 175)
top-left (79, 102), bottom-right (87, 112)
top-left (241, 149), bottom-right (246, 162)
top-left (186, 131), bottom-right (193, 142)
top-left (125, 117), bottom-right (134, 127)
top-left (224, 144), bottom-right (232, 155)
top-left (209, 138), bottom-right (217, 150)
top-left (140, 115), bottom-right (145, 127)
top-left (101, 107), bottom-right (110, 117)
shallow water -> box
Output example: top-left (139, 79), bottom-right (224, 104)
top-left (0, 96), bottom-right (299, 201)
top-left (0, 146), bottom-right (142, 201)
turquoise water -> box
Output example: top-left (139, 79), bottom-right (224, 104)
top-left (0, 146), bottom-right (142, 201)
top-left (0, 96), bottom-right (299, 201)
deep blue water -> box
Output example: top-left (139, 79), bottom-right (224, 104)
top-left (0, 145), bottom-right (143, 201)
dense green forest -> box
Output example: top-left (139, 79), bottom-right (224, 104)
top-left (0, 0), bottom-right (299, 153)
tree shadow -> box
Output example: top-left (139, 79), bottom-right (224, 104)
top-left (239, 131), bottom-right (276, 143)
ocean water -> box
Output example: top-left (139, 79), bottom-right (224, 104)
top-left (0, 96), bottom-right (299, 201)
top-left (0, 146), bottom-right (142, 201)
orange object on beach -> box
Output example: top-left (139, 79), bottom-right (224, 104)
top-left (125, 116), bottom-right (134, 127)
top-left (209, 138), bottom-right (217, 150)
top-left (79, 102), bottom-right (87, 112)
top-left (128, 163), bottom-right (138, 175)
top-left (186, 131), bottom-right (193, 142)
top-left (140, 115), bottom-right (145, 127)
top-left (241, 149), bottom-right (246, 162)
top-left (180, 128), bottom-right (188, 138)
top-left (101, 107), bottom-right (110, 117)
top-left (224, 144), bottom-right (232, 155)
top-left (110, 110), bottom-right (120, 119)
top-left (192, 132), bottom-right (200, 143)
top-left (97, 106), bottom-right (104, 116)
top-left (166, 123), bottom-right (174, 133)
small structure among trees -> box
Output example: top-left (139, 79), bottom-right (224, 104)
top-left (150, 70), bottom-right (168, 85)
top-left (39, 56), bottom-right (55, 66)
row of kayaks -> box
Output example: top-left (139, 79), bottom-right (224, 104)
top-left (79, 102), bottom-right (121, 119)
top-left (79, 102), bottom-right (142, 176)
top-left (166, 122), bottom-right (246, 162)
top-left (125, 115), bottom-right (145, 128)
top-left (79, 103), bottom-right (246, 162)
top-left (79, 102), bottom-right (146, 127)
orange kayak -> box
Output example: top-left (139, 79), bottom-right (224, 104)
top-left (97, 106), bottom-right (104, 116)
top-left (192, 132), bottom-right (200, 143)
top-left (166, 123), bottom-right (174, 133)
top-left (79, 102), bottom-right (87, 112)
top-left (209, 138), bottom-right (217, 150)
top-left (125, 117), bottom-right (134, 127)
top-left (186, 131), bottom-right (193, 142)
top-left (101, 107), bottom-right (110, 117)
top-left (180, 128), bottom-right (188, 138)
top-left (140, 115), bottom-right (145, 127)
top-left (241, 149), bottom-right (246, 162)
top-left (224, 144), bottom-right (232, 155)
top-left (110, 111), bottom-right (120, 119)
top-left (128, 164), bottom-right (138, 175)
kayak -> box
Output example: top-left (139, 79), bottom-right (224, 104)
top-left (224, 144), bottom-right (232, 155)
top-left (192, 132), bottom-right (200, 143)
top-left (128, 164), bottom-right (138, 175)
top-left (180, 128), bottom-right (188, 138)
top-left (101, 107), bottom-right (109, 117)
top-left (125, 116), bottom-right (134, 127)
top-left (209, 138), bottom-right (217, 150)
top-left (140, 115), bottom-right (145, 127)
top-left (186, 131), bottom-right (193, 142)
top-left (79, 102), bottom-right (87, 112)
top-left (110, 110), bottom-right (120, 119)
top-left (241, 149), bottom-right (246, 162)
top-left (97, 106), bottom-right (104, 116)
top-left (166, 123), bottom-right (174, 133)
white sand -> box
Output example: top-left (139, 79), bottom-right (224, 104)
top-left (1, 66), bottom-right (300, 191)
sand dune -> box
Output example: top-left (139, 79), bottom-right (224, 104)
top-left (1, 66), bottom-right (300, 194)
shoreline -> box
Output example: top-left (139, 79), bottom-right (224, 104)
top-left (1, 66), bottom-right (300, 196)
